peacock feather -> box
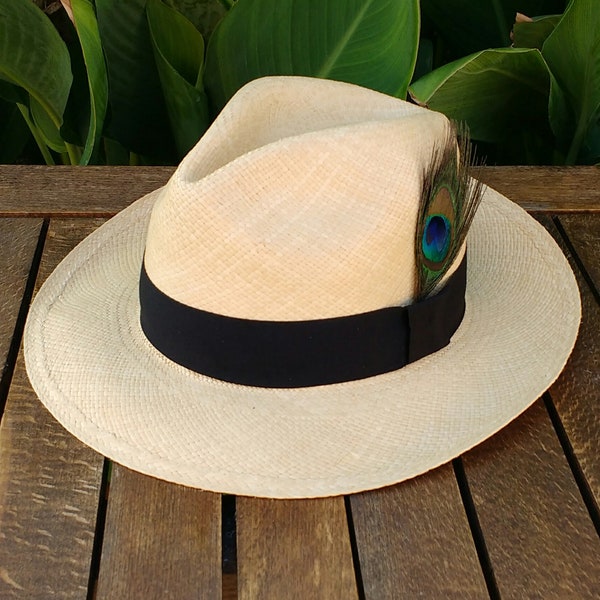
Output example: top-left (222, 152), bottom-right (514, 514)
top-left (415, 122), bottom-right (484, 299)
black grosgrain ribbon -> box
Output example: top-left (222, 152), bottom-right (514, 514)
top-left (139, 256), bottom-right (467, 388)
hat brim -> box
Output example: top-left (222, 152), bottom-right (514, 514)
top-left (24, 185), bottom-right (580, 498)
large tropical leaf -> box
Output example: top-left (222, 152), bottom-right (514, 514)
top-left (147, 0), bottom-right (209, 158)
top-left (169, 0), bottom-right (227, 37)
top-left (409, 48), bottom-right (551, 146)
top-left (543, 0), bottom-right (600, 164)
top-left (421, 0), bottom-right (567, 64)
top-left (31, 96), bottom-right (67, 152)
top-left (96, 0), bottom-right (176, 161)
top-left (512, 14), bottom-right (561, 50)
top-left (204, 0), bottom-right (420, 112)
top-left (69, 0), bottom-right (108, 165)
top-left (409, 48), bottom-right (555, 164)
top-left (0, 0), bottom-right (72, 129)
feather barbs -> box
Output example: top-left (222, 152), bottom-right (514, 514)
top-left (415, 122), bottom-right (484, 299)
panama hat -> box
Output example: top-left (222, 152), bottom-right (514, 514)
top-left (24, 76), bottom-right (580, 498)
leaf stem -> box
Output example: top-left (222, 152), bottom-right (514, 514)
top-left (65, 142), bottom-right (82, 165)
top-left (17, 103), bottom-right (55, 165)
top-left (218, 0), bottom-right (235, 9)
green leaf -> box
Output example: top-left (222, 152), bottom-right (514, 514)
top-left (421, 0), bottom-right (567, 63)
top-left (69, 0), bottom-right (108, 165)
top-left (96, 0), bottom-right (176, 162)
top-left (0, 0), bottom-right (72, 128)
top-left (204, 0), bottom-right (420, 112)
top-left (31, 96), bottom-right (67, 152)
top-left (512, 14), bottom-right (561, 50)
top-left (168, 0), bottom-right (227, 38)
top-left (409, 48), bottom-right (551, 144)
top-left (412, 38), bottom-right (434, 82)
top-left (103, 137), bottom-right (132, 165)
top-left (147, 0), bottom-right (209, 158)
top-left (0, 98), bottom-right (31, 163)
top-left (543, 0), bottom-right (600, 164)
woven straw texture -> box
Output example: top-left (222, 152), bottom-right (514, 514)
top-left (24, 77), bottom-right (581, 498)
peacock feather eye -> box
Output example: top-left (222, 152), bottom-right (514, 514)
top-left (415, 123), bottom-right (484, 299)
top-left (422, 214), bottom-right (451, 265)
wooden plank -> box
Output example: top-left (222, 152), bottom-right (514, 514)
top-left (237, 497), bottom-right (357, 599)
top-left (0, 219), bottom-right (42, 382)
top-left (462, 400), bottom-right (600, 598)
top-left (96, 467), bottom-right (221, 600)
top-left (0, 166), bottom-right (173, 217)
top-left (0, 219), bottom-right (107, 599)
top-left (350, 464), bottom-right (488, 599)
top-left (547, 215), bottom-right (600, 502)
top-left (1, 166), bottom-right (598, 217)
top-left (222, 574), bottom-right (237, 600)
top-left (478, 166), bottom-right (600, 212)
top-left (559, 213), bottom-right (600, 291)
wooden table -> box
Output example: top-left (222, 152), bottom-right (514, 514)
top-left (0, 166), bottom-right (599, 599)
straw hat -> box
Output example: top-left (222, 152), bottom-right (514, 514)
top-left (24, 76), bottom-right (580, 498)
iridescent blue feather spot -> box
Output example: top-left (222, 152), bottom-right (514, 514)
top-left (422, 214), bottom-right (451, 264)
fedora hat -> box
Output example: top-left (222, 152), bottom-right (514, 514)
top-left (24, 76), bottom-right (580, 498)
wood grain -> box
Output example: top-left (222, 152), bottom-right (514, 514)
top-left (462, 400), bottom-right (600, 599)
top-left (1, 166), bottom-right (598, 216)
top-left (478, 166), bottom-right (600, 212)
top-left (222, 573), bottom-right (237, 600)
top-left (237, 497), bottom-right (357, 599)
top-left (96, 467), bottom-right (221, 600)
top-left (0, 219), bottom-right (42, 384)
top-left (558, 213), bottom-right (600, 291)
top-left (0, 168), bottom-right (599, 599)
top-left (350, 464), bottom-right (488, 599)
top-left (0, 166), bottom-right (173, 217)
top-left (547, 215), bottom-right (600, 503)
top-left (0, 219), bottom-right (106, 599)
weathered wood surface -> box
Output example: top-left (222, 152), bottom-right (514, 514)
top-left (548, 215), bottom-right (600, 503)
top-left (0, 166), bottom-right (173, 217)
top-left (96, 467), bottom-right (222, 600)
top-left (478, 166), bottom-right (600, 212)
top-left (0, 219), bottom-right (41, 386)
top-left (1, 165), bottom-right (599, 216)
top-left (462, 400), bottom-right (600, 599)
top-left (1, 167), bottom-right (599, 599)
top-left (350, 463), bottom-right (488, 599)
top-left (236, 497), bottom-right (357, 599)
top-left (0, 220), bottom-right (106, 599)
top-left (559, 213), bottom-right (600, 291)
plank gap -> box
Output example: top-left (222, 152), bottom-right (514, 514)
top-left (86, 459), bottom-right (112, 600)
top-left (453, 458), bottom-right (500, 600)
top-left (553, 216), bottom-right (600, 305)
top-left (0, 218), bottom-right (48, 420)
top-left (344, 496), bottom-right (366, 600)
top-left (543, 393), bottom-right (600, 538)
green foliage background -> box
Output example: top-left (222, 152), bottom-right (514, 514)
top-left (0, 0), bottom-right (598, 166)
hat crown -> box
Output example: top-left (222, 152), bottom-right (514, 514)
top-left (144, 76), bottom-right (450, 320)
